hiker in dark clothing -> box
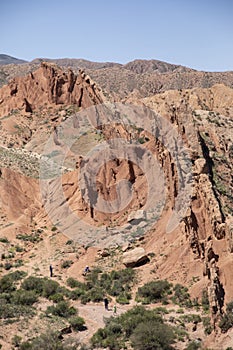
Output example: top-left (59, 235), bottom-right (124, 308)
top-left (49, 264), bottom-right (53, 277)
top-left (104, 297), bottom-right (109, 310)
top-left (83, 266), bottom-right (90, 276)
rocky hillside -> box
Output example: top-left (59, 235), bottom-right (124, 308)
top-left (1, 57), bottom-right (233, 101)
top-left (0, 61), bottom-right (233, 349)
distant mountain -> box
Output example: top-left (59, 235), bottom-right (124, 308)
top-left (30, 57), bottom-right (121, 70)
top-left (0, 56), bottom-right (233, 100)
top-left (30, 57), bottom-right (194, 74)
top-left (123, 59), bottom-right (195, 74)
top-left (0, 54), bottom-right (27, 65)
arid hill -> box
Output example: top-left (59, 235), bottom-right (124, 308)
top-left (1, 57), bottom-right (233, 101)
top-left (0, 60), bottom-right (233, 349)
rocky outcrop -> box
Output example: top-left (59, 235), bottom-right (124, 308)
top-left (0, 62), bottom-right (104, 116)
top-left (122, 247), bottom-right (149, 267)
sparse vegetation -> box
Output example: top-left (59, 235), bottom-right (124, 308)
top-left (65, 268), bottom-right (136, 305)
top-left (219, 300), bottom-right (233, 332)
top-left (91, 306), bottom-right (175, 350)
top-left (136, 280), bottom-right (172, 304)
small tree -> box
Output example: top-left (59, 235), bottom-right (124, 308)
top-left (130, 319), bottom-right (175, 350)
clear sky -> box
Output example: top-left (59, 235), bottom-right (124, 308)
top-left (1, 0), bottom-right (233, 71)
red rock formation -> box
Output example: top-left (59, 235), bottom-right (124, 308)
top-left (0, 62), bottom-right (104, 116)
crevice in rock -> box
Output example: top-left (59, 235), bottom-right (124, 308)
top-left (198, 131), bottom-right (225, 223)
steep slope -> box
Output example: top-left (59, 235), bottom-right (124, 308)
top-left (142, 85), bottom-right (233, 329)
top-left (0, 61), bottom-right (104, 116)
top-left (0, 61), bottom-right (233, 348)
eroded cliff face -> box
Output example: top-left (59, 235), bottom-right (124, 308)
top-left (143, 86), bottom-right (233, 323)
top-left (0, 63), bottom-right (232, 333)
top-left (0, 61), bottom-right (104, 116)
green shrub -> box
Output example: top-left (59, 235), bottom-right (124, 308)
top-left (0, 302), bottom-right (35, 319)
top-left (130, 319), bottom-right (174, 350)
top-left (42, 279), bottom-right (60, 298)
top-left (172, 283), bottom-right (192, 307)
top-left (14, 259), bottom-right (24, 268)
top-left (85, 288), bottom-right (104, 303)
top-left (91, 306), bottom-right (175, 350)
top-left (69, 288), bottom-right (85, 300)
top-left (19, 330), bottom-right (64, 350)
top-left (219, 313), bottom-right (233, 333)
top-left (0, 237), bottom-right (9, 243)
top-left (4, 262), bottom-right (13, 270)
top-left (49, 293), bottom-right (64, 303)
top-left (66, 277), bottom-right (84, 289)
top-left (201, 289), bottom-right (210, 312)
top-left (21, 276), bottom-right (60, 299)
top-left (12, 334), bottom-right (22, 347)
top-left (16, 232), bottom-right (42, 243)
top-left (219, 300), bottom-right (233, 333)
top-left (21, 276), bottom-right (44, 294)
top-left (69, 315), bottom-right (85, 331)
top-left (186, 340), bottom-right (201, 349)
top-left (9, 270), bottom-right (27, 281)
top-left (61, 260), bottom-right (73, 269)
top-left (12, 290), bottom-right (38, 305)
top-left (66, 268), bottom-right (135, 305)
top-left (136, 280), bottom-right (171, 304)
top-left (116, 292), bottom-right (131, 304)
top-left (0, 274), bottom-right (16, 293)
top-left (46, 301), bottom-right (76, 318)
top-left (202, 316), bottom-right (213, 335)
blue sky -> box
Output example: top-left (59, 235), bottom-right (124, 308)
top-left (1, 0), bottom-right (233, 71)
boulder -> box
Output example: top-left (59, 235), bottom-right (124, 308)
top-left (122, 247), bottom-right (149, 267)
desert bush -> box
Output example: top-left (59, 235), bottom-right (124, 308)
top-left (12, 334), bottom-right (22, 347)
top-left (19, 330), bottom-right (63, 350)
top-left (0, 237), bottom-right (9, 243)
top-left (61, 260), bottom-right (73, 269)
top-left (66, 268), bottom-right (135, 305)
top-left (201, 289), bottom-right (210, 312)
top-left (9, 270), bottom-right (27, 281)
top-left (69, 288), bottom-right (85, 300)
top-left (0, 302), bottom-right (35, 319)
top-left (21, 276), bottom-right (60, 299)
top-left (91, 306), bottom-right (175, 350)
top-left (4, 262), bottom-right (13, 270)
top-left (46, 300), bottom-right (76, 318)
top-left (21, 276), bottom-right (44, 294)
top-left (16, 232), bottom-right (42, 243)
top-left (12, 290), bottom-right (38, 305)
top-left (66, 277), bottom-right (84, 289)
top-left (130, 319), bottom-right (174, 350)
top-left (0, 274), bottom-right (16, 293)
top-left (116, 292), bottom-right (131, 304)
top-left (49, 293), bottom-right (64, 303)
top-left (219, 300), bottom-right (233, 332)
top-left (219, 313), bottom-right (233, 333)
top-left (172, 283), bottom-right (192, 307)
top-left (42, 279), bottom-right (60, 298)
top-left (136, 280), bottom-right (171, 304)
top-left (202, 316), bottom-right (213, 335)
top-left (69, 315), bottom-right (85, 331)
top-left (186, 340), bottom-right (201, 350)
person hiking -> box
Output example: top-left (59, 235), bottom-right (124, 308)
top-left (83, 266), bottom-right (90, 276)
top-left (113, 304), bottom-right (117, 314)
top-left (104, 297), bottom-right (109, 310)
top-left (49, 264), bottom-right (53, 277)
